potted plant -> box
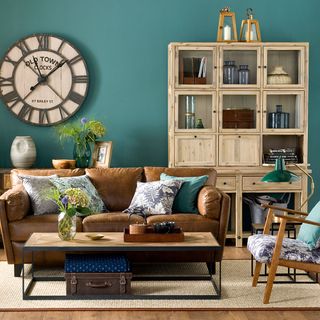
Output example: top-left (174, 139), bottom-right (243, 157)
top-left (57, 117), bottom-right (106, 168)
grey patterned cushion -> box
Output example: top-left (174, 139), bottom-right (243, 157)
top-left (19, 175), bottom-right (58, 216)
top-left (247, 234), bottom-right (320, 264)
top-left (123, 180), bottom-right (183, 215)
top-left (49, 175), bottom-right (106, 213)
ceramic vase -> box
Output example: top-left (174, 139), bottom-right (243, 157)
top-left (58, 212), bottom-right (77, 241)
top-left (10, 136), bottom-right (36, 168)
top-left (267, 66), bottom-right (292, 85)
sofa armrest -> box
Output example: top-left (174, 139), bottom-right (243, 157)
top-left (0, 184), bottom-right (30, 222)
top-left (197, 186), bottom-right (230, 261)
top-left (197, 186), bottom-right (222, 219)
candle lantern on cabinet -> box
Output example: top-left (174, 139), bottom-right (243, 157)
top-left (217, 7), bottom-right (238, 42)
top-left (240, 8), bottom-right (261, 42)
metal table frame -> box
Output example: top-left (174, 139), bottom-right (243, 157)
top-left (22, 241), bottom-right (221, 300)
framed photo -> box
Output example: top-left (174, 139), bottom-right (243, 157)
top-left (92, 141), bottom-right (113, 168)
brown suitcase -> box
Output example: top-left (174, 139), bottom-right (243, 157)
top-left (65, 272), bottom-right (132, 295)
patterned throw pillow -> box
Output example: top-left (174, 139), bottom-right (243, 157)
top-left (123, 180), bottom-right (183, 215)
top-left (19, 175), bottom-right (59, 216)
top-left (49, 175), bottom-right (106, 213)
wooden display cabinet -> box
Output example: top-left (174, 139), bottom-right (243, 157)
top-left (168, 42), bottom-right (309, 246)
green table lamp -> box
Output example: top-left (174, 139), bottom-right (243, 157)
top-left (261, 157), bottom-right (314, 209)
top-left (261, 158), bottom-right (299, 183)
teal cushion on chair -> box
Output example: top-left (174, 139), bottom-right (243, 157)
top-left (297, 201), bottom-right (320, 250)
top-left (160, 173), bottom-right (208, 213)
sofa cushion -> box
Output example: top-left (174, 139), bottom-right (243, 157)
top-left (160, 173), bottom-right (208, 213)
top-left (82, 212), bottom-right (144, 232)
top-left (0, 184), bottom-right (30, 222)
top-left (9, 214), bottom-right (83, 242)
top-left (85, 168), bottom-right (143, 211)
top-left (147, 214), bottom-right (219, 234)
top-left (19, 174), bottom-right (58, 216)
top-left (49, 175), bottom-right (106, 213)
top-left (123, 180), bottom-right (183, 215)
top-left (11, 168), bottom-right (85, 187)
top-left (144, 167), bottom-right (217, 185)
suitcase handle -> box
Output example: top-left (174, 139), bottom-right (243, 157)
top-left (86, 281), bottom-right (112, 288)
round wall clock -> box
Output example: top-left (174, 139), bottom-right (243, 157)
top-left (0, 34), bottom-right (89, 126)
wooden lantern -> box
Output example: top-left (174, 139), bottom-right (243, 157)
top-left (240, 8), bottom-right (261, 42)
top-left (217, 7), bottom-right (238, 42)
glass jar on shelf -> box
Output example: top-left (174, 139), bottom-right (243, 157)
top-left (223, 61), bottom-right (238, 84)
top-left (185, 96), bottom-right (195, 129)
top-left (238, 65), bottom-right (249, 84)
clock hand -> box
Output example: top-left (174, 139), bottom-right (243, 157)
top-left (30, 59), bottom-right (68, 91)
top-left (32, 56), bottom-right (44, 78)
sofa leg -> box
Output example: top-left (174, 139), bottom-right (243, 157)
top-left (14, 264), bottom-right (23, 277)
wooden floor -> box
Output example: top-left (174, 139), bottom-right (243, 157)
top-left (0, 247), bottom-right (318, 319)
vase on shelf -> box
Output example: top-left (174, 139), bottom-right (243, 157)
top-left (10, 136), bottom-right (36, 168)
top-left (58, 212), bottom-right (77, 241)
top-left (73, 141), bottom-right (91, 168)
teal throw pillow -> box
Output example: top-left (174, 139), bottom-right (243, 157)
top-left (160, 173), bottom-right (208, 213)
top-left (49, 175), bottom-right (106, 214)
top-left (297, 201), bottom-right (320, 250)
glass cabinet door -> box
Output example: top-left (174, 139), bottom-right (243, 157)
top-left (175, 46), bottom-right (216, 88)
top-left (263, 91), bottom-right (304, 132)
top-left (174, 92), bottom-right (216, 132)
top-left (263, 46), bottom-right (305, 88)
top-left (219, 91), bottom-right (260, 132)
top-left (219, 46), bottom-right (261, 88)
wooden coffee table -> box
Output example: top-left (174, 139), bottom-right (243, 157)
top-left (23, 232), bottom-right (221, 300)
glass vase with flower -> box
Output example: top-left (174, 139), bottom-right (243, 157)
top-left (48, 188), bottom-right (92, 240)
top-left (57, 117), bottom-right (106, 168)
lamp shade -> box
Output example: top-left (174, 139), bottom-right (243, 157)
top-left (261, 158), bottom-right (299, 183)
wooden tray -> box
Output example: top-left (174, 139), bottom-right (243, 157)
top-left (123, 227), bottom-right (184, 242)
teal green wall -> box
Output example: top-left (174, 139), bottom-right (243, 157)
top-left (0, 0), bottom-right (319, 205)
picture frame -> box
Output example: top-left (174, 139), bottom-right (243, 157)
top-left (92, 141), bottom-right (113, 168)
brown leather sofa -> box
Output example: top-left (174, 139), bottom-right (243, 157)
top-left (0, 166), bottom-right (230, 276)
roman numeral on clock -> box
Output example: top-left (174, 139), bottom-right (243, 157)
top-left (0, 77), bottom-right (14, 87)
top-left (16, 40), bottom-right (31, 56)
top-left (18, 104), bottom-right (33, 121)
top-left (2, 90), bottom-right (20, 105)
top-left (58, 105), bottom-right (70, 119)
top-left (69, 91), bottom-right (84, 104)
top-left (39, 109), bottom-right (50, 124)
top-left (36, 35), bottom-right (49, 50)
top-left (72, 75), bottom-right (88, 83)
top-left (69, 55), bottom-right (82, 65)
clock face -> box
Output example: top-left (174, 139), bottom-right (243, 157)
top-left (0, 34), bottom-right (89, 126)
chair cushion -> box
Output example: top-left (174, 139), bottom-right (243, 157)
top-left (160, 173), bottom-right (208, 213)
top-left (297, 201), bottom-right (320, 250)
top-left (247, 234), bottom-right (320, 264)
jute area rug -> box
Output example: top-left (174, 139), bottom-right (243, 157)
top-left (0, 260), bottom-right (319, 310)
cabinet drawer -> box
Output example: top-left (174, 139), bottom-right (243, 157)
top-left (216, 176), bottom-right (236, 190)
top-left (242, 176), bottom-right (302, 191)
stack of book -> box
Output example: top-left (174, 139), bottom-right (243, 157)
top-left (264, 148), bottom-right (298, 164)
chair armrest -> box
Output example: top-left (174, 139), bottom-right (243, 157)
top-left (0, 184), bottom-right (30, 222)
top-left (261, 204), bottom-right (308, 216)
top-left (274, 213), bottom-right (320, 227)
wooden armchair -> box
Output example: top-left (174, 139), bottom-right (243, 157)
top-left (247, 204), bottom-right (320, 304)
